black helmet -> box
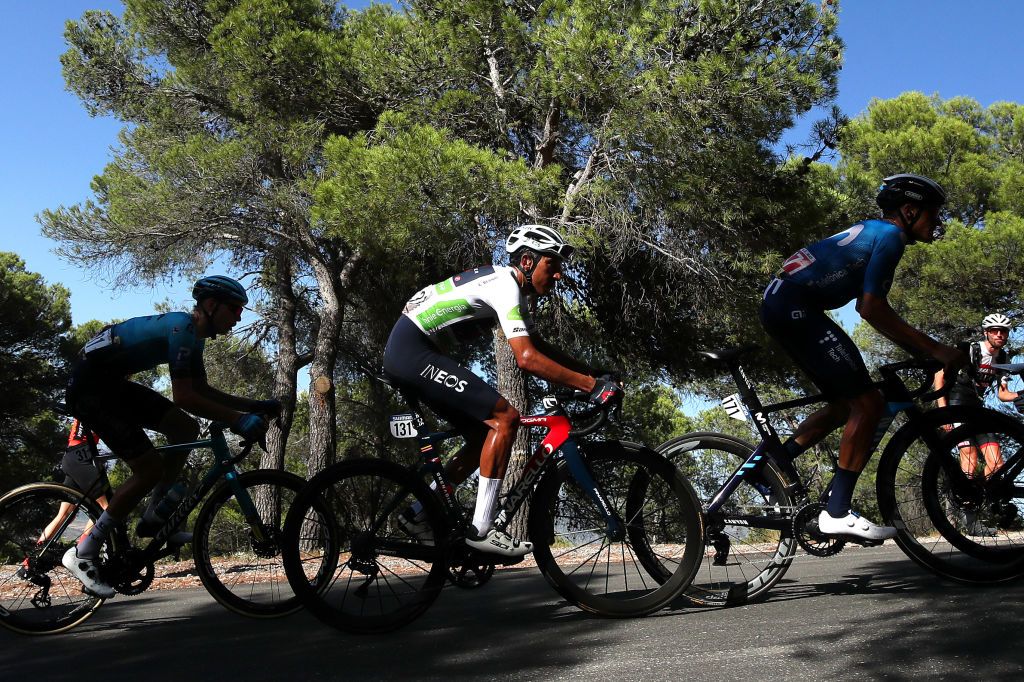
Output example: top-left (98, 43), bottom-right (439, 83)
top-left (192, 275), bottom-right (248, 306)
top-left (876, 174), bottom-right (947, 211)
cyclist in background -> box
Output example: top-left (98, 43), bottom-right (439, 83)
top-left (383, 225), bottom-right (621, 557)
top-left (934, 313), bottom-right (1022, 535)
top-left (760, 174), bottom-right (966, 542)
top-left (62, 276), bottom-right (281, 597)
top-left (18, 419), bottom-right (112, 585)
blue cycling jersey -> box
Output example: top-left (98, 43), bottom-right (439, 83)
top-left (82, 312), bottom-right (206, 380)
top-left (776, 219), bottom-right (907, 310)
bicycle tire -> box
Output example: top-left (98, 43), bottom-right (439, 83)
top-left (281, 458), bottom-right (448, 634)
top-left (0, 483), bottom-right (108, 634)
top-left (529, 441), bottom-right (704, 617)
top-left (658, 432), bottom-right (796, 606)
top-left (877, 406), bottom-right (1024, 583)
top-left (193, 469), bottom-right (321, 617)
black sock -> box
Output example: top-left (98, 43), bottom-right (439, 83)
top-left (826, 467), bottom-right (860, 517)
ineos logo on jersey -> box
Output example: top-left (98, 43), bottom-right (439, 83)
top-left (420, 364), bottom-right (468, 393)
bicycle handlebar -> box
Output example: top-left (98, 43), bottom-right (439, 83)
top-left (550, 388), bottom-right (619, 438)
top-left (878, 358), bottom-right (948, 402)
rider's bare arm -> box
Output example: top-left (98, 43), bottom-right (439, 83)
top-left (508, 336), bottom-right (597, 392)
top-left (998, 383), bottom-right (1019, 402)
top-left (171, 377), bottom-right (246, 423)
top-left (933, 368), bottom-right (950, 408)
top-left (530, 335), bottom-right (606, 378)
top-left (858, 292), bottom-right (964, 371)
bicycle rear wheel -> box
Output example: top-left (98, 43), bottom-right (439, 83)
top-left (877, 410), bottom-right (1024, 583)
top-left (282, 458), bottom-right (448, 633)
top-left (0, 483), bottom-right (106, 634)
top-left (194, 469), bottom-right (322, 617)
top-left (529, 441), bottom-right (704, 617)
top-left (659, 432), bottom-right (796, 606)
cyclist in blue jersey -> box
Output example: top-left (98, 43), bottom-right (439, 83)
top-left (760, 174), bottom-right (967, 541)
top-left (383, 225), bottom-right (621, 557)
top-left (61, 276), bottom-right (281, 597)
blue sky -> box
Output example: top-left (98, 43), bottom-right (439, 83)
top-left (3, 1), bottom-right (1024, 328)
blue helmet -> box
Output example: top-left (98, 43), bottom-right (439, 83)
top-left (192, 275), bottom-right (248, 306)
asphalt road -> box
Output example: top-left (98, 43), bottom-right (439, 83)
top-left (3, 544), bottom-right (1022, 681)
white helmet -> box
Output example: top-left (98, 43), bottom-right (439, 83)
top-left (505, 224), bottom-right (574, 260)
top-left (982, 313), bottom-right (1012, 330)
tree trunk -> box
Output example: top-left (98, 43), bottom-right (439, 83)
top-left (303, 248), bottom-right (362, 478)
top-left (260, 255), bottom-right (303, 473)
top-left (306, 260), bottom-right (342, 478)
top-left (494, 327), bottom-right (531, 539)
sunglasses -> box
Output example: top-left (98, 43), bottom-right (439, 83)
top-left (217, 301), bottom-right (245, 315)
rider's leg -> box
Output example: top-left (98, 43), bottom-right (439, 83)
top-left (140, 409), bottom-right (199, 518)
top-left (826, 388), bottom-right (885, 518)
top-left (471, 398), bottom-right (519, 536)
top-left (788, 401), bottom-right (848, 451)
top-left (77, 450), bottom-right (163, 558)
top-left (959, 443), bottom-right (980, 477)
top-left (980, 441), bottom-right (1003, 478)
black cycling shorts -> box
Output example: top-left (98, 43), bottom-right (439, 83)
top-left (383, 316), bottom-right (500, 441)
top-left (66, 361), bottom-right (177, 460)
top-left (760, 278), bottom-right (874, 400)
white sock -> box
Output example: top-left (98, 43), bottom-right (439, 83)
top-left (77, 510), bottom-right (118, 559)
top-left (472, 476), bottom-right (502, 536)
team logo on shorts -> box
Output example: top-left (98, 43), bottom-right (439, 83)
top-left (420, 364), bottom-right (469, 393)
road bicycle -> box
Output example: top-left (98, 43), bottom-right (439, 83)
top-left (281, 379), bottom-right (704, 634)
top-left (650, 346), bottom-right (1024, 608)
top-left (0, 420), bottom-right (323, 634)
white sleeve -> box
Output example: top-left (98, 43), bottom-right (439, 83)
top-left (486, 272), bottom-right (533, 339)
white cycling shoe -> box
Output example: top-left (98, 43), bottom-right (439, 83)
top-left (465, 529), bottom-right (533, 558)
top-left (61, 546), bottom-right (115, 598)
top-left (398, 508), bottom-right (434, 545)
top-left (818, 510), bottom-right (897, 542)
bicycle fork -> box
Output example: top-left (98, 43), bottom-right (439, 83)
top-left (560, 441), bottom-right (626, 541)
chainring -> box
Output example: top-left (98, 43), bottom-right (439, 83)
top-left (110, 549), bottom-right (155, 596)
top-left (447, 544), bottom-right (495, 589)
top-left (448, 560), bottom-right (495, 589)
top-left (793, 502), bottom-right (847, 557)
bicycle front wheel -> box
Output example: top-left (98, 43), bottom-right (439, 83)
top-left (877, 409), bottom-right (1024, 583)
top-left (194, 469), bottom-right (319, 617)
top-left (529, 441), bottom-right (704, 617)
top-left (0, 483), bottom-right (106, 634)
top-left (660, 432), bottom-right (796, 606)
top-left (282, 458), bottom-right (448, 634)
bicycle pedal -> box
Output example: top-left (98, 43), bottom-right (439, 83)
top-left (845, 537), bottom-right (883, 548)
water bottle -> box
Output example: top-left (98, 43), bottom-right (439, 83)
top-left (152, 482), bottom-right (188, 523)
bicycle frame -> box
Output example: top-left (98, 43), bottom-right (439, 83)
top-left (705, 356), bottom-right (955, 517)
top-left (38, 423), bottom-right (264, 575)
top-left (389, 393), bottom-right (624, 541)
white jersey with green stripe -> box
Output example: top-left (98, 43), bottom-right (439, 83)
top-left (402, 265), bottom-right (533, 340)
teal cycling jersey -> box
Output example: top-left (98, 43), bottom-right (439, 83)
top-left (81, 312), bottom-right (206, 380)
top-left (776, 219), bottom-right (908, 310)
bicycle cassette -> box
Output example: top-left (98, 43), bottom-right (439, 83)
top-left (793, 502), bottom-right (846, 557)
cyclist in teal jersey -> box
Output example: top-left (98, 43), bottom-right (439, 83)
top-left (383, 225), bottom-right (621, 557)
top-left (61, 276), bottom-right (281, 597)
top-left (761, 174), bottom-right (967, 541)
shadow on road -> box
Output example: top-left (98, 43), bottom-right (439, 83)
top-left (2, 555), bottom-right (1021, 680)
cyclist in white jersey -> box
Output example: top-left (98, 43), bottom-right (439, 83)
top-left (383, 225), bottom-right (621, 557)
top-left (934, 313), bottom-right (1022, 535)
